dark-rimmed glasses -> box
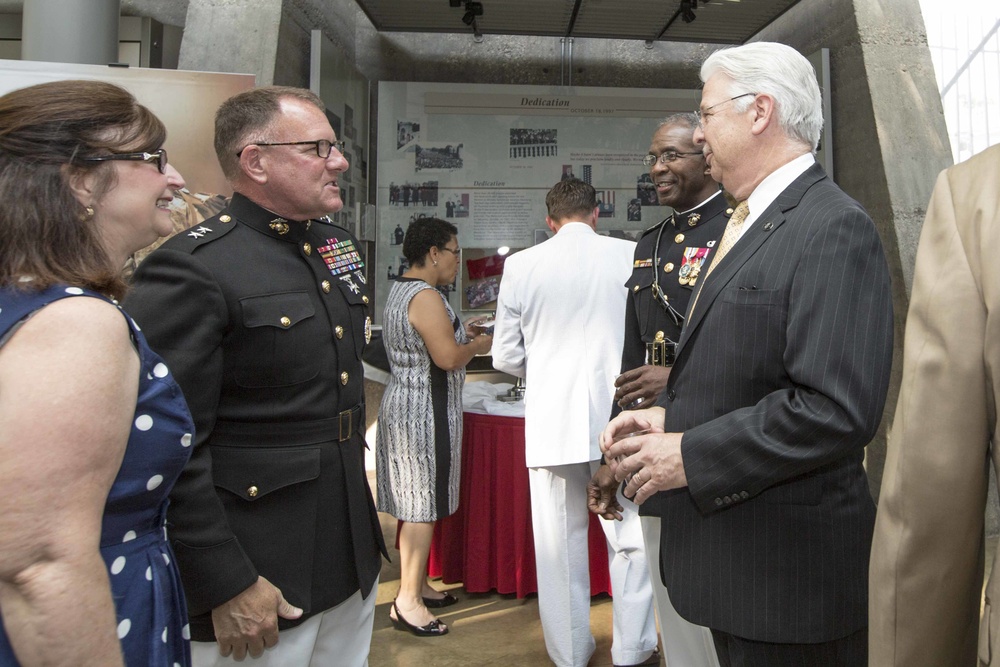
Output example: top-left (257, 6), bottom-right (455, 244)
top-left (695, 92), bottom-right (757, 126)
top-left (439, 245), bottom-right (461, 256)
top-left (81, 148), bottom-right (167, 174)
top-left (237, 139), bottom-right (346, 159)
top-left (642, 150), bottom-right (704, 167)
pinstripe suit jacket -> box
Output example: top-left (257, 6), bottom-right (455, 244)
top-left (654, 163), bottom-right (894, 643)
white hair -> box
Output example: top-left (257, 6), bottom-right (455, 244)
top-left (701, 42), bottom-right (823, 151)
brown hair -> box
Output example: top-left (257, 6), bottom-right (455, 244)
top-left (0, 79), bottom-right (166, 295)
top-left (545, 178), bottom-right (597, 222)
top-left (214, 86), bottom-right (326, 180)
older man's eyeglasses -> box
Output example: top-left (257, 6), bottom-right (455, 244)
top-left (81, 148), bottom-right (168, 174)
top-left (439, 245), bottom-right (461, 256)
top-left (642, 150), bottom-right (704, 167)
top-left (237, 139), bottom-right (346, 158)
top-left (695, 92), bottom-right (757, 126)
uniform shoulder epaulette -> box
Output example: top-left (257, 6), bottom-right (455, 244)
top-left (639, 217), bottom-right (670, 240)
top-left (160, 211), bottom-right (238, 252)
top-left (314, 216), bottom-right (357, 239)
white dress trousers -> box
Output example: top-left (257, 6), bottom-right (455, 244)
top-left (529, 461), bottom-right (657, 667)
top-left (640, 516), bottom-right (720, 667)
top-left (190, 578), bottom-right (378, 667)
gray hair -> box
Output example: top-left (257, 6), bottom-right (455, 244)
top-left (658, 112), bottom-right (700, 132)
top-left (701, 42), bottom-right (822, 151)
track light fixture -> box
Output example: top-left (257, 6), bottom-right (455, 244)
top-left (462, 1), bottom-right (483, 26)
top-left (680, 0), bottom-right (698, 23)
top-left (449, 0), bottom-right (462, 6)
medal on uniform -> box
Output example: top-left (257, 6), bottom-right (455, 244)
top-left (679, 247), bottom-right (711, 286)
top-left (339, 274), bottom-right (361, 293)
top-left (634, 258), bottom-right (653, 268)
top-left (318, 237), bottom-right (365, 277)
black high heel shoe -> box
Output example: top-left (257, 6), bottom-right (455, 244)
top-left (422, 591), bottom-right (459, 608)
top-left (390, 601), bottom-right (449, 637)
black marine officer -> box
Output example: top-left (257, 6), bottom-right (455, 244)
top-left (588, 113), bottom-right (728, 667)
top-left (124, 86), bottom-right (386, 667)
top-left (614, 113), bottom-right (730, 411)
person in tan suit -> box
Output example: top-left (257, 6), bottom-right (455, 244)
top-left (870, 142), bottom-right (1000, 666)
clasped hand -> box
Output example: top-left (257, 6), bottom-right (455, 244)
top-left (599, 406), bottom-right (688, 505)
top-left (212, 576), bottom-right (302, 660)
top-left (613, 365), bottom-right (671, 409)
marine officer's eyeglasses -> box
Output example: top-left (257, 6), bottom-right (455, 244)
top-left (81, 148), bottom-right (168, 174)
top-left (238, 139), bottom-right (346, 159)
top-left (642, 150), bottom-right (704, 167)
top-left (439, 246), bottom-right (461, 256)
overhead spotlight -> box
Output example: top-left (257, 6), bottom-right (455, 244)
top-left (680, 0), bottom-right (698, 23)
top-left (644, 39), bottom-right (655, 49)
top-left (473, 25), bottom-right (484, 42)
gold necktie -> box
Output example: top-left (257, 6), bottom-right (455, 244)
top-left (686, 201), bottom-right (749, 319)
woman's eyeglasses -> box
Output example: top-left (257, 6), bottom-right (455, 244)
top-left (81, 148), bottom-right (168, 174)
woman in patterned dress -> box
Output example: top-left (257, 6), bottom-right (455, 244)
top-left (377, 218), bottom-right (492, 637)
top-left (0, 81), bottom-right (192, 666)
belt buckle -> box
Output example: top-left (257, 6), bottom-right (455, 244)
top-left (338, 408), bottom-right (353, 442)
top-left (649, 340), bottom-right (676, 367)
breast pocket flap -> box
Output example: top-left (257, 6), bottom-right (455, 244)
top-left (212, 447), bottom-right (321, 501)
top-left (240, 292), bottom-right (315, 329)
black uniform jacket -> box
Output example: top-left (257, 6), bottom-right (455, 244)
top-left (618, 192), bottom-right (729, 517)
top-left (125, 193), bottom-right (387, 641)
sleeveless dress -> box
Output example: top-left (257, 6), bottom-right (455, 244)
top-left (376, 278), bottom-right (467, 522)
top-left (0, 285), bottom-right (193, 667)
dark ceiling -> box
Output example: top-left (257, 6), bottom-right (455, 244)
top-left (351, 0), bottom-right (804, 45)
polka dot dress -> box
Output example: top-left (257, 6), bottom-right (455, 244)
top-left (0, 286), bottom-right (194, 666)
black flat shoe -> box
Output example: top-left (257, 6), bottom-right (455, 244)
top-left (390, 601), bottom-right (449, 637)
top-left (422, 592), bottom-right (459, 608)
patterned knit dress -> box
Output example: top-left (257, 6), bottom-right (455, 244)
top-left (376, 278), bottom-right (467, 522)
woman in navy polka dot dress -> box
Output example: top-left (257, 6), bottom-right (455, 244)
top-left (0, 81), bottom-right (193, 666)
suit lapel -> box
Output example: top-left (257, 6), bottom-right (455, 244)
top-left (676, 164), bottom-right (828, 356)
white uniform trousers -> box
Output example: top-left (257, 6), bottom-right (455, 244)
top-left (191, 577), bottom-right (378, 667)
top-left (641, 516), bottom-right (720, 667)
top-left (529, 462), bottom-right (657, 667)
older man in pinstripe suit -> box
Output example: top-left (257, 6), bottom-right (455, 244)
top-left (602, 42), bottom-right (894, 666)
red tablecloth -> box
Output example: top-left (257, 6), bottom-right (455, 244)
top-left (426, 412), bottom-right (611, 598)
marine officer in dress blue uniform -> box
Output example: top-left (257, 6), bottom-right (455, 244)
top-left (589, 113), bottom-right (728, 667)
top-left (125, 86), bottom-right (386, 667)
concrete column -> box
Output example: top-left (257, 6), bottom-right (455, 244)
top-left (22, 0), bottom-right (120, 65)
top-left (178, 0), bottom-right (283, 85)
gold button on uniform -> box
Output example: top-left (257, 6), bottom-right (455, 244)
top-left (674, 233), bottom-right (685, 244)
top-left (280, 316), bottom-right (291, 327)
top-left (303, 242), bottom-right (312, 255)
top-left (248, 485), bottom-right (258, 498)
top-left (322, 280), bottom-right (331, 293)
top-left (219, 214), bottom-right (232, 223)
top-left (335, 325), bottom-right (344, 339)
top-left (664, 262), bottom-right (675, 273)
top-left (340, 371), bottom-right (349, 385)
top-left (362, 295), bottom-right (369, 304)
top-left (633, 285), bottom-right (640, 292)
top-left (726, 207), bottom-right (734, 215)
